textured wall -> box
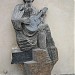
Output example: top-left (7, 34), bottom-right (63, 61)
top-left (0, 0), bottom-right (74, 75)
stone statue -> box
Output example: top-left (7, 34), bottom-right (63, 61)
top-left (11, 0), bottom-right (58, 66)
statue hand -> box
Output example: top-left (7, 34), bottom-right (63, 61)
top-left (20, 18), bottom-right (30, 24)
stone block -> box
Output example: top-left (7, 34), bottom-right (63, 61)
top-left (33, 49), bottom-right (51, 63)
top-left (11, 48), bottom-right (32, 64)
top-left (24, 49), bottom-right (52, 75)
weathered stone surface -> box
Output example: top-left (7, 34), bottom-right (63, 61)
top-left (11, 48), bottom-right (32, 64)
top-left (24, 49), bottom-right (53, 75)
top-left (32, 49), bottom-right (51, 63)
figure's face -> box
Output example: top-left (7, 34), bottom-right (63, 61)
top-left (23, 0), bottom-right (32, 8)
top-left (27, 2), bottom-right (32, 7)
top-left (25, 2), bottom-right (32, 13)
top-left (23, 0), bottom-right (34, 16)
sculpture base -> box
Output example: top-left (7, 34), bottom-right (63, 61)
top-left (24, 49), bottom-right (52, 75)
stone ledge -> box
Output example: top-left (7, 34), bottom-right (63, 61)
top-left (11, 49), bottom-right (32, 64)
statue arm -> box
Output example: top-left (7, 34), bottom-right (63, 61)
top-left (11, 4), bottom-right (22, 30)
top-left (11, 4), bottom-right (29, 30)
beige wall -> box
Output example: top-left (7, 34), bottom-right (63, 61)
top-left (0, 0), bottom-right (74, 75)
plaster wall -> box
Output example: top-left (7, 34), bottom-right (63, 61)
top-left (0, 0), bottom-right (74, 75)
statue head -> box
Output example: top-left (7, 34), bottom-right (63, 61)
top-left (23, 0), bottom-right (34, 7)
top-left (23, 0), bottom-right (34, 16)
top-left (23, 0), bottom-right (34, 3)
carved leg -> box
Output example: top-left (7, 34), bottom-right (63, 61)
top-left (38, 31), bottom-right (46, 49)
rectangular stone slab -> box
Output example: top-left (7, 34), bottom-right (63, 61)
top-left (11, 50), bottom-right (32, 64)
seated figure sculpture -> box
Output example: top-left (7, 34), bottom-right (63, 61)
top-left (11, 0), bottom-right (58, 65)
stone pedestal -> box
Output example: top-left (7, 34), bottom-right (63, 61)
top-left (24, 49), bottom-right (53, 75)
